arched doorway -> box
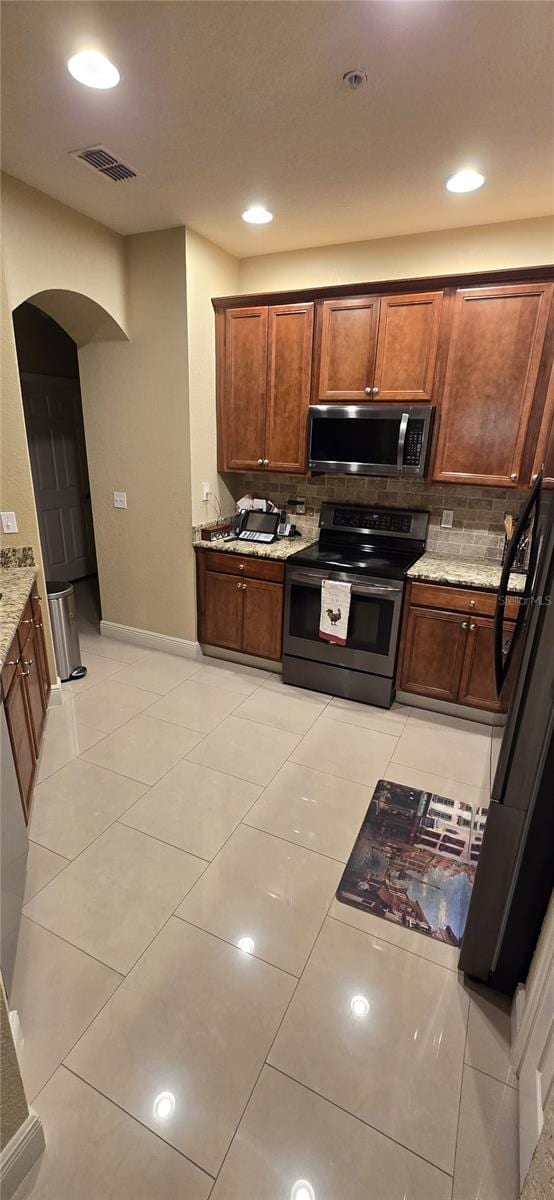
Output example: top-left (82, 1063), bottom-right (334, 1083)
top-left (8, 287), bottom-right (128, 659)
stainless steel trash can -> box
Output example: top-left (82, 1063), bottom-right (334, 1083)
top-left (46, 581), bottom-right (87, 682)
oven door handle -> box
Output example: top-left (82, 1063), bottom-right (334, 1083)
top-left (288, 572), bottom-right (402, 595)
top-left (397, 411), bottom-right (410, 471)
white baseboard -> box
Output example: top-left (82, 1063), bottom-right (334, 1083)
top-left (100, 620), bottom-right (202, 661)
top-left (396, 690), bottom-right (497, 725)
top-left (0, 1111), bottom-right (45, 1198)
top-left (48, 677), bottom-right (63, 707)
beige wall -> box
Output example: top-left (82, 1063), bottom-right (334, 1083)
top-left (79, 230), bottom-right (196, 640)
top-left (238, 215), bottom-right (554, 294)
top-left (185, 229), bottom-right (239, 524)
top-left (2, 174), bottom-right (128, 331)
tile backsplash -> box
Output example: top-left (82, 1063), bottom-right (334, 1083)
top-left (227, 473), bottom-right (521, 562)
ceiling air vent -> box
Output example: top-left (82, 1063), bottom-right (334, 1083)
top-left (69, 144), bottom-right (138, 182)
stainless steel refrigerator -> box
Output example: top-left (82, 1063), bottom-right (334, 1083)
top-left (459, 471), bottom-right (554, 994)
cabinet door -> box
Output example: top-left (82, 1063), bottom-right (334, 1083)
top-left (31, 598), bottom-right (51, 707)
top-left (265, 303), bottom-right (313, 472)
top-left (399, 606), bottom-right (467, 701)
top-left (533, 365), bottom-right (554, 487)
top-left (21, 625), bottom-right (47, 753)
top-left (434, 284), bottom-right (552, 487)
top-left (315, 297), bottom-right (379, 401)
top-left (221, 307), bottom-right (268, 470)
top-left (4, 670), bottom-right (36, 821)
top-left (373, 292), bottom-right (443, 401)
top-left (458, 617), bottom-right (515, 712)
top-left (242, 579), bottom-right (283, 661)
top-left (200, 571), bottom-right (244, 651)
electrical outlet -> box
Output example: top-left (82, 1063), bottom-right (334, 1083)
top-left (113, 491), bottom-right (127, 509)
top-left (1, 511), bottom-right (18, 534)
top-left (202, 482), bottom-right (210, 502)
top-left (441, 509), bottom-right (454, 529)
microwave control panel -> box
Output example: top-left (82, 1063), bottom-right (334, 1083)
top-left (404, 420), bottom-right (425, 466)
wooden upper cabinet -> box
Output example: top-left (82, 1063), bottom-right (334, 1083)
top-left (315, 297), bottom-right (379, 401)
top-left (221, 307), bottom-right (268, 470)
top-left (265, 303), bottom-right (313, 473)
top-left (373, 292), bottom-right (443, 401)
top-left (434, 283), bottom-right (553, 487)
top-left (533, 365), bottom-right (554, 487)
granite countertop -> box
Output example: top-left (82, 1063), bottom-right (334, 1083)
top-left (195, 534), bottom-right (315, 561)
top-left (0, 567), bottom-right (37, 670)
top-left (407, 552), bottom-right (526, 594)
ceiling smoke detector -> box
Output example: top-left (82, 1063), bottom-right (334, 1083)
top-left (342, 69), bottom-right (367, 91)
top-left (69, 144), bottom-right (138, 182)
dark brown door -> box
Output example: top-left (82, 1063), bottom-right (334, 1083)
top-left (21, 625), bottom-right (47, 753)
top-left (242, 579), bottom-right (283, 661)
top-left (434, 283), bottom-right (553, 487)
top-left (221, 307), bottom-right (268, 470)
top-left (458, 617), bottom-right (515, 712)
top-left (399, 606), bottom-right (467, 701)
top-left (265, 303), bottom-right (314, 472)
top-left (201, 571), bottom-right (244, 650)
top-left (373, 292), bottom-right (443, 401)
top-left (315, 297), bottom-right (380, 401)
top-left (4, 669), bottom-right (37, 821)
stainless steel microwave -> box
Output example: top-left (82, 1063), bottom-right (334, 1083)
top-left (307, 403), bottom-right (434, 478)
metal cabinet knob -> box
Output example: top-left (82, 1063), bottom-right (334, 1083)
top-left (511, 473), bottom-right (518, 481)
top-left (236, 582), bottom-right (242, 590)
top-left (35, 622), bottom-right (43, 629)
top-left (21, 617), bottom-right (33, 625)
top-left (364, 387), bottom-right (372, 395)
top-left (372, 386), bottom-right (380, 395)
top-left (238, 564), bottom-right (245, 571)
top-left (32, 594), bottom-right (42, 602)
top-left (263, 459), bottom-right (269, 466)
top-left (20, 668), bottom-right (30, 677)
top-left (469, 623), bottom-right (476, 631)
top-left (461, 621), bottom-right (469, 629)
top-left (6, 659), bottom-right (19, 667)
top-left (257, 458), bottom-right (263, 465)
top-left (469, 600), bottom-right (476, 607)
top-left (24, 659), bottom-right (33, 667)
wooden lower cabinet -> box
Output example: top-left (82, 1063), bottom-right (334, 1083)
top-left (1, 584), bottom-right (50, 821)
top-left (399, 606), bottom-right (467, 702)
top-left (242, 579), bottom-right (283, 661)
top-left (398, 582), bottom-right (516, 713)
top-left (196, 550), bottom-right (284, 662)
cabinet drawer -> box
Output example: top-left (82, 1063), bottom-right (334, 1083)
top-left (201, 550), bottom-right (284, 583)
top-left (2, 633), bottom-right (21, 698)
top-left (17, 600), bottom-right (35, 651)
top-left (409, 581), bottom-right (520, 620)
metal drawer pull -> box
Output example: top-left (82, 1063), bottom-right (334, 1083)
top-left (241, 582), bottom-right (247, 589)
top-left (21, 617), bottom-right (33, 624)
top-left (20, 668), bottom-right (30, 677)
top-left (35, 622), bottom-right (43, 629)
top-left (6, 658), bottom-right (19, 666)
top-left (239, 564), bottom-right (244, 571)
top-left (469, 599), bottom-right (476, 607)
top-left (24, 659), bottom-right (33, 667)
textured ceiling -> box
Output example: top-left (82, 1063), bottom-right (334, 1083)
top-left (1, 0), bottom-right (553, 256)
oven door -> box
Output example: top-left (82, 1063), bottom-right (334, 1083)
top-left (284, 566), bottom-right (404, 677)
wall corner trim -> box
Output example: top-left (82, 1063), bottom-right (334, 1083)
top-left (100, 620), bottom-right (202, 660)
top-left (0, 1111), bottom-right (45, 1199)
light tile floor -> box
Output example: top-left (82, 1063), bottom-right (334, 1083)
top-left (11, 603), bottom-right (519, 1199)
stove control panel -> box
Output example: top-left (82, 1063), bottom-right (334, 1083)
top-left (332, 508), bottom-right (412, 533)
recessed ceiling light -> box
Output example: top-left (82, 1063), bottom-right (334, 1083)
top-left (446, 169), bottom-right (485, 193)
top-left (241, 206), bottom-right (273, 225)
top-left (68, 50), bottom-right (120, 90)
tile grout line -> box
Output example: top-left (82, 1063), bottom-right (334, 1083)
top-left (267, 1063), bottom-right (456, 1183)
top-left (325, 912), bottom-right (459, 975)
top-left (462, 1060), bottom-right (518, 1091)
top-left (450, 989), bottom-right (472, 1193)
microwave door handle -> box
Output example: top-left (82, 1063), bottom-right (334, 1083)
top-left (397, 412), bottom-right (409, 471)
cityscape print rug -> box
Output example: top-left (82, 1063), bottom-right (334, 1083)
top-left (337, 779), bottom-right (488, 947)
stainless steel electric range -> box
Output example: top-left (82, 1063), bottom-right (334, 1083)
top-left (283, 502), bottom-right (429, 708)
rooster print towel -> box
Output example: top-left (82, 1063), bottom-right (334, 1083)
top-left (319, 579), bottom-right (352, 645)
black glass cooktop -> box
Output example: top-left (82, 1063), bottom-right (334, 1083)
top-left (288, 541), bottom-right (423, 580)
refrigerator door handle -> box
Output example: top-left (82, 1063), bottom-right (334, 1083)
top-left (494, 470), bottom-right (543, 696)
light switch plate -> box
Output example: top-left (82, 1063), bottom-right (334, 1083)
top-left (441, 509), bottom-right (454, 529)
top-left (113, 491), bottom-right (127, 509)
top-left (1, 511), bottom-right (18, 534)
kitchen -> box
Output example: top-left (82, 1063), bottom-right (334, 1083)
top-left (1, 3), bottom-right (553, 1199)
